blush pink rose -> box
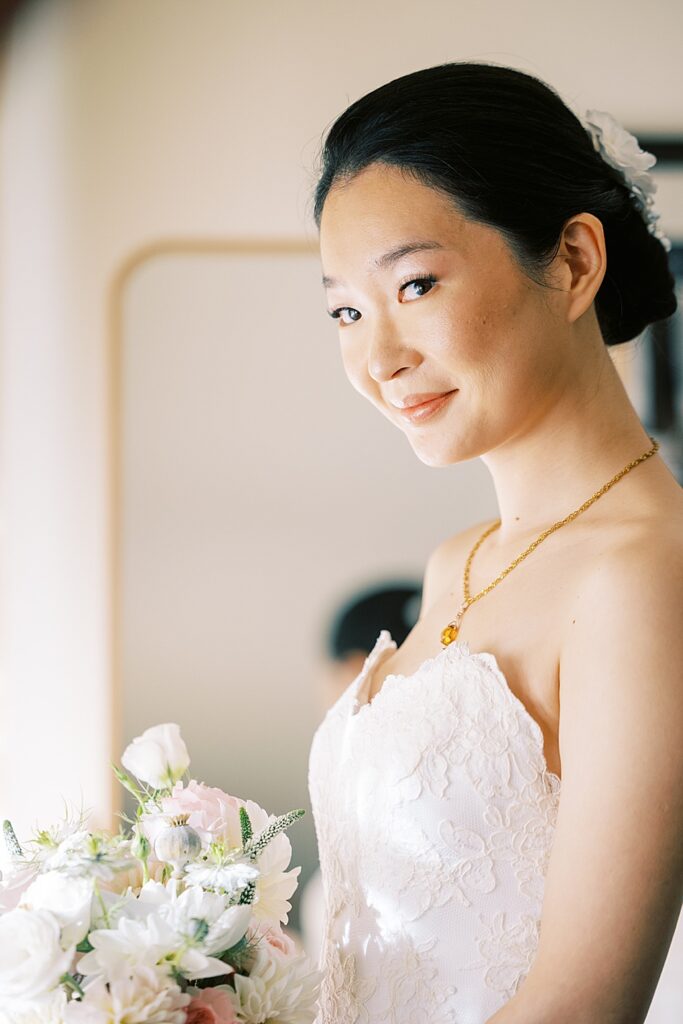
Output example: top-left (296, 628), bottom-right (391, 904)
top-left (186, 987), bottom-right (239, 1024)
top-left (263, 924), bottom-right (297, 957)
top-left (160, 780), bottom-right (243, 845)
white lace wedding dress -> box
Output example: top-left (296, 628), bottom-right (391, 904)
top-left (307, 627), bottom-right (682, 1024)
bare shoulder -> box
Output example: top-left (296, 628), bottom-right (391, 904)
top-left (560, 502), bottom-right (683, 685)
top-left (419, 518), bottom-right (500, 621)
top-left (523, 509), bottom-right (683, 1021)
top-left (563, 504), bottom-right (683, 644)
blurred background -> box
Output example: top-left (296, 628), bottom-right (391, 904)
top-left (1, 0), bottom-right (682, 950)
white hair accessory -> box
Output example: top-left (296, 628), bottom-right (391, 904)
top-left (580, 109), bottom-right (672, 252)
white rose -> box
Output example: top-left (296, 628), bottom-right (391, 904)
top-left (0, 860), bottom-right (39, 913)
top-left (0, 989), bottom-right (68, 1024)
top-left (121, 723), bottom-right (190, 789)
top-left (0, 907), bottom-right (74, 1001)
top-left (22, 871), bottom-right (94, 946)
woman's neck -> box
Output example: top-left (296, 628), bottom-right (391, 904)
top-left (479, 349), bottom-right (668, 548)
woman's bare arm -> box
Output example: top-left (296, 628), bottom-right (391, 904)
top-left (486, 535), bottom-right (683, 1024)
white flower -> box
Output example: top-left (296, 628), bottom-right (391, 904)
top-left (40, 830), bottom-right (91, 872)
top-left (0, 861), bottom-right (39, 913)
top-left (0, 989), bottom-right (68, 1024)
top-left (21, 871), bottom-right (94, 946)
top-left (160, 884), bottom-right (252, 956)
top-left (583, 109), bottom-right (657, 196)
top-left (82, 879), bottom-right (251, 976)
top-left (77, 902), bottom-right (236, 983)
top-left (77, 914), bottom-right (175, 980)
top-left (230, 941), bottom-right (322, 1024)
top-left (184, 858), bottom-right (259, 897)
top-left (239, 803), bottom-right (301, 927)
top-left (64, 967), bottom-right (190, 1024)
top-left (0, 907), bottom-right (75, 1001)
top-left (40, 830), bottom-right (135, 882)
top-left (121, 724), bottom-right (190, 790)
top-left (581, 108), bottom-right (672, 251)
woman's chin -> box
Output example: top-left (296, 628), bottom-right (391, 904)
top-left (408, 439), bottom-right (463, 468)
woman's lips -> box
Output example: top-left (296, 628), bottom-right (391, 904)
top-left (396, 390), bottom-right (457, 423)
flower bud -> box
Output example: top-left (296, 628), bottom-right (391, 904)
top-left (153, 819), bottom-right (202, 878)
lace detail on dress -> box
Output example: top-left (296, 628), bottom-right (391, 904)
top-left (308, 629), bottom-right (562, 1023)
top-left (468, 911), bottom-right (544, 1001)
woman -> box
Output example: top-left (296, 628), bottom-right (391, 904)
top-left (307, 62), bottom-right (683, 1024)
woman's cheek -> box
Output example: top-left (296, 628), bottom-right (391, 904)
top-left (340, 347), bottom-right (371, 400)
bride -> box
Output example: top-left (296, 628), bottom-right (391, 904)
top-left (307, 62), bottom-right (683, 1023)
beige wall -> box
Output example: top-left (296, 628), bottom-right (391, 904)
top-left (1, 0), bottom-right (682, 875)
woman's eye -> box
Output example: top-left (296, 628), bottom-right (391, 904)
top-left (328, 306), bottom-right (362, 325)
top-left (400, 275), bottom-right (437, 300)
top-left (327, 276), bottom-right (436, 323)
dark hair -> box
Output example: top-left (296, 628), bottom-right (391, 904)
top-left (312, 62), bottom-right (677, 346)
top-left (326, 580), bottom-right (422, 660)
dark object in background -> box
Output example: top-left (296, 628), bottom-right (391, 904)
top-left (326, 580), bottom-right (423, 661)
top-left (1, 0), bottom-right (36, 38)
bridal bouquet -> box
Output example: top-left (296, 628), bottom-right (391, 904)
top-left (0, 723), bottom-right (321, 1024)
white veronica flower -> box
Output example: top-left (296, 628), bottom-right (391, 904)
top-left (239, 803), bottom-right (301, 927)
top-left (230, 942), bottom-right (322, 1024)
top-left (121, 724), bottom-right (190, 790)
top-left (64, 966), bottom-right (190, 1024)
top-left (0, 907), bottom-right (74, 1002)
top-left (21, 871), bottom-right (94, 946)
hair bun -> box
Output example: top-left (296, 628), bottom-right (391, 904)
top-left (597, 199), bottom-right (678, 345)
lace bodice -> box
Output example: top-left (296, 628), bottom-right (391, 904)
top-left (308, 627), bottom-right (562, 1024)
top-left (308, 627), bottom-right (683, 1023)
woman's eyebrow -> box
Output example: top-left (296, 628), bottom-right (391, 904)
top-left (322, 240), bottom-right (445, 288)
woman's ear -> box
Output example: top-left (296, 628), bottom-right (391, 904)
top-left (554, 212), bottom-right (607, 326)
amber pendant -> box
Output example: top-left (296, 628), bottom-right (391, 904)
top-left (440, 622), bottom-right (459, 646)
top-left (441, 600), bottom-right (468, 647)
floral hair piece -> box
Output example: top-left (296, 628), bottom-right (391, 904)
top-left (580, 108), bottom-right (672, 252)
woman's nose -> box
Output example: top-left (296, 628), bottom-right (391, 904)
top-left (366, 316), bottom-right (414, 383)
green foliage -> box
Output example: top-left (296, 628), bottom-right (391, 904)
top-left (192, 917), bottom-right (210, 943)
top-left (2, 820), bottom-right (23, 858)
top-left (111, 764), bottom-right (146, 805)
top-left (239, 805), bottom-right (253, 846)
top-left (131, 829), bottom-right (151, 861)
top-left (60, 973), bottom-right (85, 997)
top-left (218, 932), bottom-right (257, 975)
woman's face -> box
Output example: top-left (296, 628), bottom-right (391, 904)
top-left (319, 162), bottom-right (574, 467)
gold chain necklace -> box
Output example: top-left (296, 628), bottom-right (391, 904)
top-left (440, 435), bottom-right (661, 647)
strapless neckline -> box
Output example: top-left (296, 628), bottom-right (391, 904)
top-left (351, 628), bottom-right (562, 787)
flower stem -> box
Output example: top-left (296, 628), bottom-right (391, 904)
top-left (93, 878), bottom-right (110, 928)
top-left (60, 972), bottom-right (85, 997)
